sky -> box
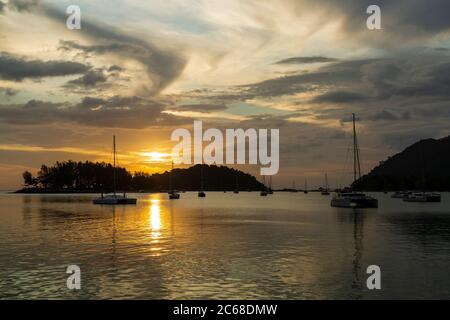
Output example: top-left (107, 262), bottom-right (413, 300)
top-left (1, 0), bottom-right (450, 189)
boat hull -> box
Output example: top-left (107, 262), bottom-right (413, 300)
top-left (404, 193), bottom-right (441, 203)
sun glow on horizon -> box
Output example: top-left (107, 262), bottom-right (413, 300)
top-left (139, 152), bottom-right (171, 163)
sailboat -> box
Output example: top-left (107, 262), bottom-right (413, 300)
top-left (93, 136), bottom-right (137, 205)
top-left (303, 178), bottom-right (308, 194)
top-left (198, 165), bottom-right (206, 198)
top-left (168, 161), bottom-right (180, 199)
top-left (331, 114), bottom-right (378, 208)
top-left (321, 173), bottom-right (330, 195)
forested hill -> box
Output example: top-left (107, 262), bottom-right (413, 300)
top-left (17, 162), bottom-right (265, 192)
top-left (353, 136), bottom-right (450, 191)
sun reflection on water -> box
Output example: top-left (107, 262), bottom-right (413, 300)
top-left (150, 199), bottom-right (162, 232)
top-left (148, 198), bottom-right (164, 255)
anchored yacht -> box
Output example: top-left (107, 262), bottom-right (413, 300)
top-left (330, 114), bottom-right (378, 209)
top-left (93, 136), bottom-right (137, 205)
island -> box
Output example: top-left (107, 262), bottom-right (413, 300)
top-left (16, 162), bottom-right (265, 193)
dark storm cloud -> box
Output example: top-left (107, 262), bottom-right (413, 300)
top-left (0, 1), bottom-right (5, 13)
top-left (274, 56), bottom-right (337, 65)
top-left (0, 53), bottom-right (90, 81)
top-left (51, 11), bottom-right (186, 95)
top-left (206, 53), bottom-right (450, 107)
top-left (64, 69), bottom-right (108, 89)
top-left (312, 91), bottom-right (367, 104)
top-left (0, 96), bottom-right (189, 129)
top-left (227, 59), bottom-right (370, 99)
top-left (1, 1), bottom-right (186, 94)
top-left (367, 110), bottom-right (399, 121)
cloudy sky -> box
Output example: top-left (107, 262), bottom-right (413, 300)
top-left (1, 0), bottom-right (450, 189)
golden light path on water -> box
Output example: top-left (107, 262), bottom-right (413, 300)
top-left (148, 197), bottom-right (164, 255)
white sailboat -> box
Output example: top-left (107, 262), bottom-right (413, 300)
top-left (93, 136), bottom-right (137, 205)
top-left (331, 114), bottom-right (378, 208)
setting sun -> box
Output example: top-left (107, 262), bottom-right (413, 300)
top-left (139, 152), bottom-right (170, 163)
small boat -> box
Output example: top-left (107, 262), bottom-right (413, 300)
top-left (93, 136), bottom-right (137, 205)
top-left (169, 191), bottom-right (180, 200)
top-left (391, 191), bottom-right (408, 199)
top-left (330, 114), bottom-right (378, 209)
top-left (198, 191), bottom-right (206, 197)
top-left (403, 192), bottom-right (441, 203)
top-left (168, 161), bottom-right (180, 200)
top-left (321, 173), bottom-right (330, 195)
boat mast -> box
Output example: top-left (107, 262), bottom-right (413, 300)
top-left (325, 173), bottom-right (329, 191)
top-left (113, 135), bottom-right (116, 196)
top-left (170, 161), bottom-right (173, 192)
top-left (352, 113), bottom-right (361, 183)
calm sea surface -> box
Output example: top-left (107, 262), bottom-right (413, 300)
top-left (0, 192), bottom-right (450, 299)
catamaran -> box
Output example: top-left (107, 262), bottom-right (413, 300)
top-left (331, 114), bottom-right (378, 208)
top-left (93, 136), bottom-right (137, 205)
